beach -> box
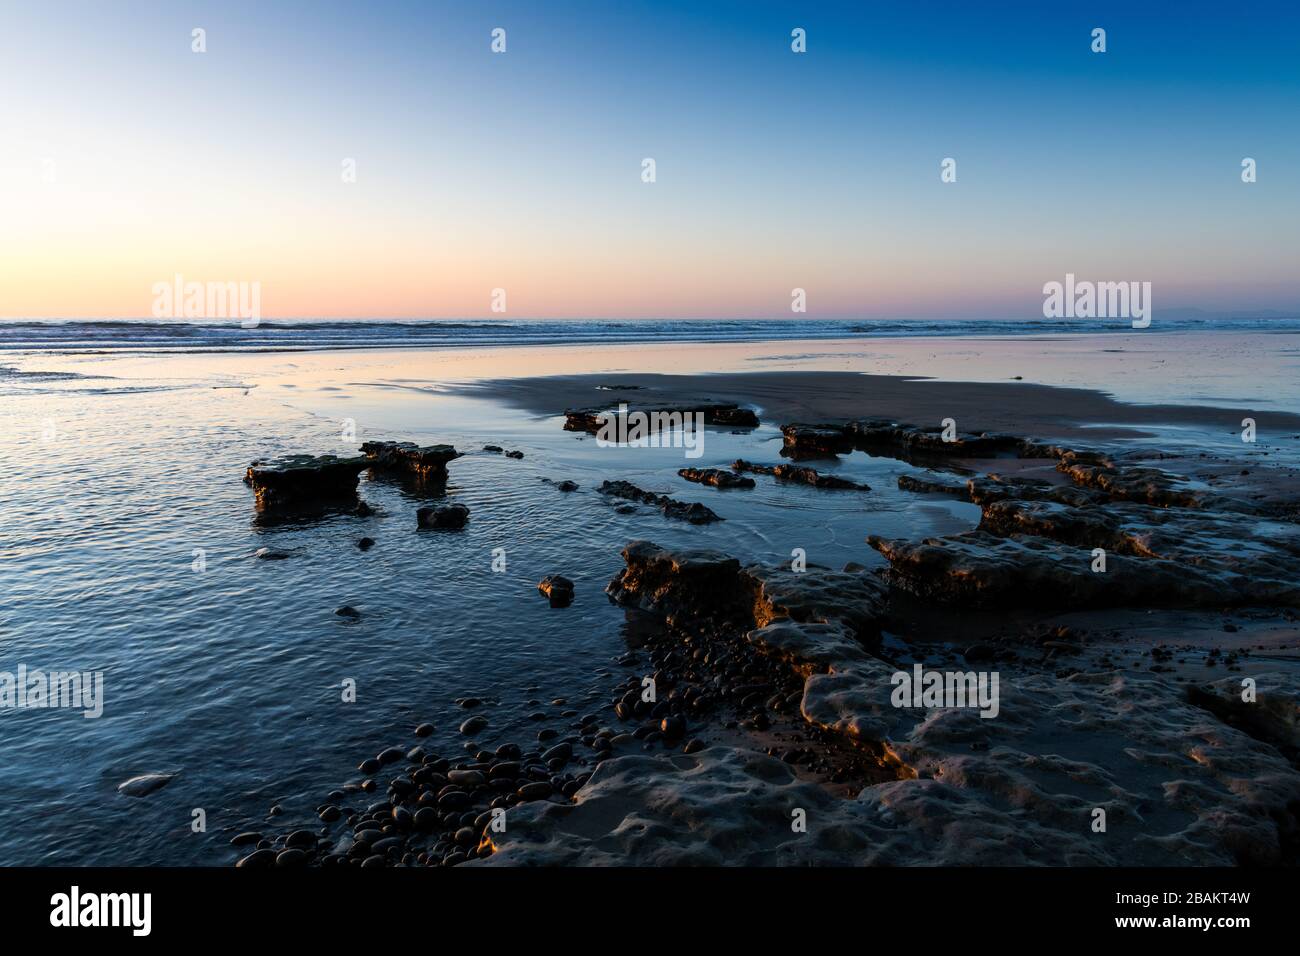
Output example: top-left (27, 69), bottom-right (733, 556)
top-left (2, 329), bottom-right (1298, 866)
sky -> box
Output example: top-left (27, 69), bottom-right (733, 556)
top-left (1, 0), bottom-right (1297, 320)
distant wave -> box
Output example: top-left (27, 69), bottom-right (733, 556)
top-left (1, 317), bottom-right (1298, 354)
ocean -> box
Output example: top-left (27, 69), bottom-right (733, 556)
top-left (3, 315), bottom-right (1300, 353)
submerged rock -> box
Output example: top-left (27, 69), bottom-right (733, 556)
top-left (541, 477), bottom-right (579, 492)
top-left (244, 454), bottom-right (369, 508)
top-left (598, 480), bottom-right (722, 524)
top-left (416, 503), bottom-right (470, 530)
top-left (117, 773), bottom-right (176, 797)
top-left (538, 575), bottom-right (575, 607)
top-left (733, 460), bottom-right (870, 490)
top-left (678, 467), bottom-right (755, 490)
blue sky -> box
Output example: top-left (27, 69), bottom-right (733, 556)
top-left (1, 0), bottom-right (1296, 318)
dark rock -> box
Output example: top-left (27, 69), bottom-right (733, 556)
top-left (660, 715), bottom-right (686, 740)
top-left (244, 454), bottom-right (368, 508)
top-left (116, 773), bottom-right (176, 797)
top-left (517, 781), bottom-right (553, 801)
top-left (285, 829), bottom-right (317, 850)
top-left (538, 575), bottom-right (575, 608)
top-left (733, 460), bottom-right (870, 491)
top-left (598, 481), bottom-right (722, 524)
top-left (417, 503), bottom-right (470, 530)
top-left (678, 468), bottom-right (755, 490)
top-left (361, 440), bottom-right (461, 479)
top-left (236, 848), bottom-right (278, 868)
top-left (459, 715), bottom-right (488, 735)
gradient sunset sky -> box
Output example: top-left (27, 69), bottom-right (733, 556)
top-left (1, 0), bottom-right (1297, 320)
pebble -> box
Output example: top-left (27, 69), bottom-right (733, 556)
top-left (414, 723), bottom-right (435, 737)
top-left (438, 791), bottom-right (471, 811)
top-left (541, 742), bottom-right (572, 764)
top-left (116, 773), bottom-right (176, 797)
top-left (236, 848), bottom-right (277, 868)
top-left (660, 715), bottom-right (686, 740)
top-left (459, 716), bottom-right (488, 735)
top-left (517, 781), bottom-right (553, 801)
top-left (285, 829), bottom-right (317, 850)
top-left (489, 761), bottom-right (520, 781)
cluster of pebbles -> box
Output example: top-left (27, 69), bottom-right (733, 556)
top-left (235, 729), bottom-right (594, 868)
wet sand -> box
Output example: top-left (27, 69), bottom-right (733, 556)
top-left (467, 369), bottom-right (1300, 443)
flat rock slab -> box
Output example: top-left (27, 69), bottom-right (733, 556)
top-left (244, 454), bottom-right (369, 507)
top-left (361, 441), bottom-right (461, 478)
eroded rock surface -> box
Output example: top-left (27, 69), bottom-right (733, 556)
top-left (678, 467), bottom-right (755, 490)
top-left (362, 441), bottom-right (461, 479)
top-left (874, 425), bottom-right (1300, 610)
top-left (733, 459), bottom-right (871, 491)
top-left (244, 454), bottom-right (369, 507)
top-left (484, 539), bottom-right (1300, 866)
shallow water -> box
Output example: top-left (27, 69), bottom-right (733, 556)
top-left (0, 331), bottom-right (1293, 864)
